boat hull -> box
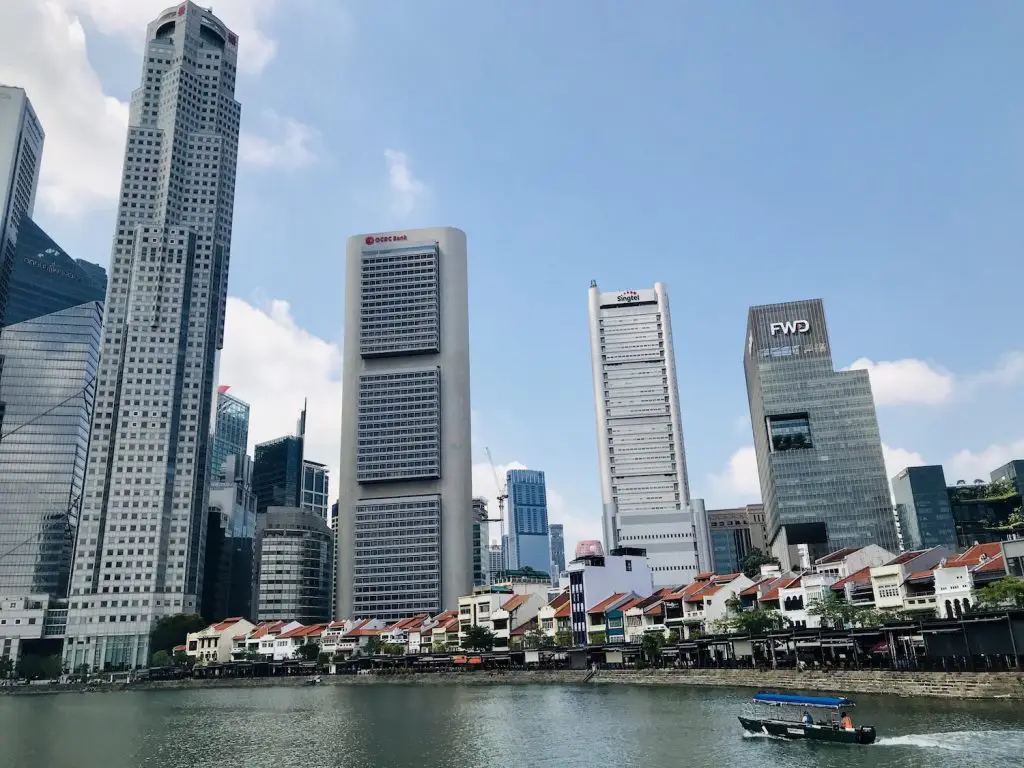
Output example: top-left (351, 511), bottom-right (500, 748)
top-left (738, 717), bottom-right (877, 745)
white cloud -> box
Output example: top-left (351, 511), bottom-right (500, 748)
top-left (57, 0), bottom-right (281, 74)
top-left (945, 438), bottom-right (1024, 486)
top-left (881, 443), bottom-right (925, 484)
top-left (0, 0), bottom-right (129, 217)
top-left (846, 357), bottom-right (953, 406)
top-left (964, 351), bottom-right (1024, 391)
top-left (707, 446), bottom-right (761, 508)
top-left (218, 297), bottom-right (342, 484)
top-left (239, 110), bottom-right (319, 170)
top-left (384, 148), bottom-right (427, 217)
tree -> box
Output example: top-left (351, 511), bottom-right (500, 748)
top-left (641, 632), bottom-right (665, 662)
top-left (807, 592), bottom-right (860, 630)
top-left (0, 656), bottom-right (13, 680)
top-left (431, 639), bottom-right (447, 653)
top-left (364, 637), bottom-right (384, 656)
top-left (294, 642), bottom-right (321, 662)
top-left (554, 629), bottom-right (574, 648)
top-left (463, 625), bottom-right (496, 652)
top-left (149, 614), bottom-right (206, 655)
top-left (976, 577), bottom-right (1024, 609)
top-left (665, 629), bottom-right (680, 645)
top-left (740, 549), bottom-right (780, 580)
top-left (173, 650), bottom-right (193, 668)
top-left (150, 650), bottom-right (172, 667)
top-left (853, 607), bottom-right (909, 627)
top-left (588, 631), bottom-right (607, 646)
top-left (381, 643), bottom-right (406, 656)
top-left (523, 629), bottom-right (547, 650)
top-left (719, 608), bottom-right (787, 635)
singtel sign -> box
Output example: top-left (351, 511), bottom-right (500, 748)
top-left (769, 320), bottom-right (810, 336)
top-left (616, 290), bottom-right (641, 304)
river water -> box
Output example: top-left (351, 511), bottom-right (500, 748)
top-left (1, 684), bottom-right (1021, 767)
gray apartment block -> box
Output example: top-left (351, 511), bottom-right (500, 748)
top-left (744, 299), bottom-right (898, 569)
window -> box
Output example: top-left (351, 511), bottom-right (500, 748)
top-left (625, 560), bottom-right (632, 572)
top-left (767, 413), bottom-right (813, 452)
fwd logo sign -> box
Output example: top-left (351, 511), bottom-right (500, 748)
top-left (770, 320), bottom-right (810, 336)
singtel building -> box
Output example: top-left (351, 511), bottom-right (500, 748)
top-left (744, 299), bottom-right (898, 570)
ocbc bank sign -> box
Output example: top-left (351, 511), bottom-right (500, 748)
top-left (769, 320), bottom-right (810, 336)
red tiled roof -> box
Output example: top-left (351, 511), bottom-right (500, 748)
top-left (554, 602), bottom-right (571, 619)
top-left (440, 616), bottom-right (460, 631)
top-left (172, 644), bottom-right (186, 652)
top-left (832, 566), bottom-right (872, 590)
top-left (511, 618), bottom-right (538, 637)
top-left (816, 547), bottom-right (860, 565)
top-left (644, 603), bottom-right (663, 616)
top-left (617, 596), bottom-right (644, 612)
top-left (974, 555), bottom-right (1006, 575)
top-left (278, 623), bottom-right (328, 640)
top-left (906, 569), bottom-right (934, 581)
top-left (248, 621), bottom-right (286, 639)
top-left (740, 579), bottom-right (768, 597)
top-left (885, 549), bottom-right (929, 566)
top-left (546, 591), bottom-right (570, 610)
top-left (587, 592), bottom-right (626, 614)
top-left (210, 616), bottom-right (245, 632)
top-left (693, 571), bottom-right (715, 580)
top-left (944, 542), bottom-right (1003, 569)
top-left (500, 594), bottom-right (531, 612)
top-left (759, 576), bottom-right (801, 603)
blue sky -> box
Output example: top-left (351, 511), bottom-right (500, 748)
top-left (3, 0), bottom-right (1022, 554)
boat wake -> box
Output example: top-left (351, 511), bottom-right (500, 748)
top-left (876, 730), bottom-right (1024, 753)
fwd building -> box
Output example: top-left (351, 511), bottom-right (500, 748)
top-left (744, 299), bottom-right (898, 570)
top-left (337, 228), bottom-right (472, 621)
top-left (587, 282), bottom-right (705, 586)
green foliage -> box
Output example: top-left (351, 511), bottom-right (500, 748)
top-left (523, 629), bottom-right (552, 650)
top-left (173, 650), bottom-right (193, 667)
top-left (463, 625), bottom-right (496, 652)
top-left (976, 576), bottom-right (1024, 609)
top-left (431, 639), bottom-right (446, 653)
top-left (951, 477), bottom-right (1018, 503)
top-left (150, 650), bottom-right (172, 667)
top-left (554, 629), bottom-right (574, 648)
top-left (807, 591), bottom-right (861, 630)
top-left (641, 632), bottom-right (665, 661)
top-left (381, 643), bottom-right (406, 656)
top-left (149, 614), bottom-right (207, 655)
top-left (588, 631), bottom-right (607, 646)
top-left (716, 608), bottom-right (787, 635)
top-left (665, 629), bottom-right (680, 645)
top-left (740, 548), bottom-right (780, 579)
top-left (294, 642), bottom-right (321, 662)
top-left (0, 656), bottom-right (15, 679)
top-left (364, 637), bottom-right (384, 656)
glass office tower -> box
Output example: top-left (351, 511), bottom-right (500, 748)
top-left (211, 385), bottom-right (249, 480)
top-left (506, 469), bottom-right (550, 573)
top-left (744, 299), bottom-right (898, 570)
top-left (301, 460), bottom-right (329, 519)
top-left (892, 466), bottom-right (956, 551)
top-left (0, 222), bottom-right (106, 598)
top-left (253, 434), bottom-right (303, 514)
top-left (549, 523), bottom-right (566, 585)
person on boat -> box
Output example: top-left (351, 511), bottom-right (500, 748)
top-left (840, 712), bottom-right (853, 730)
top-left (801, 711), bottom-right (813, 726)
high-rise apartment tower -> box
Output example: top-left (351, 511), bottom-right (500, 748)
top-left (63, 2), bottom-right (242, 671)
top-left (587, 282), bottom-right (703, 586)
top-left (337, 227), bottom-right (471, 621)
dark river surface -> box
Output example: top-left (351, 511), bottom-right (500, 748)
top-left (1, 684), bottom-right (1022, 767)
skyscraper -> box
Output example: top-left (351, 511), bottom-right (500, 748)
top-left (63, 2), bottom-right (242, 671)
top-left (892, 466), bottom-right (956, 552)
top-left (472, 497), bottom-right (489, 587)
top-left (203, 453), bottom-right (256, 621)
top-left (587, 282), bottom-right (703, 586)
top-left (211, 385), bottom-right (249, 480)
top-left (704, 504), bottom-right (767, 574)
top-left (254, 506), bottom-right (333, 624)
top-left (549, 523), bottom-right (565, 585)
top-left (505, 469), bottom-right (550, 573)
top-left (337, 227), bottom-right (471, 621)
top-left (253, 406), bottom-right (305, 514)
top-left (0, 223), bottom-right (105, 599)
top-left (301, 460), bottom-right (329, 519)
top-left (487, 542), bottom-right (503, 582)
top-left (0, 86), bottom-right (44, 326)
top-left (744, 299), bottom-right (898, 570)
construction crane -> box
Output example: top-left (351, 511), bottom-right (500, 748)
top-left (485, 447), bottom-right (509, 572)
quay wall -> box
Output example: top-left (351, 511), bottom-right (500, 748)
top-left (7, 668), bottom-right (1024, 699)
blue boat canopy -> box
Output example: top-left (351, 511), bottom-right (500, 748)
top-left (752, 692), bottom-right (855, 709)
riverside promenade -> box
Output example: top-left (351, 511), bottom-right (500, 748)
top-left (52, 667), bottom-right (1018, 699)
